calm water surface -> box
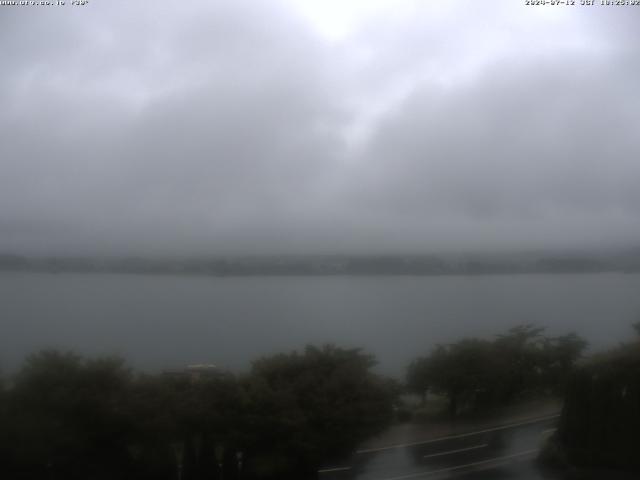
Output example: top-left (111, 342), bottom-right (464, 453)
top-left (1, 273), bottom-right (639, 376)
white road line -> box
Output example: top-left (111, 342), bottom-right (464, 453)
top-left (541, 428), bottom-right (557, 435)
top-left (318, 466), bottom-right (351, 474)
top-left (378, 449), bottom-right (539, 480)
top-left (356, 413), bottom-right (559, 454)
top-left (423, 443), bottom-right (488, 459)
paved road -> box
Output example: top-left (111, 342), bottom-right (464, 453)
top-left (318, 415), bottom-right (562, 480)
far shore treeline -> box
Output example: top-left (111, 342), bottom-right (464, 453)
top-left (1, 251), bottom-right (640, 276)
top-left (1, 324), bottom-right (638, 479)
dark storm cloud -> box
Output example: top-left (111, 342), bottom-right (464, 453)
top-left (0, 0), bottom-right (639, 254)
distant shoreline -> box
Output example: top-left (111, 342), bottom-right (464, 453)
top-left (1, 253), bottom-right (639, 277)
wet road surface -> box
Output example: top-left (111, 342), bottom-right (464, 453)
top-left (319, 415), bottom-right (561, 480)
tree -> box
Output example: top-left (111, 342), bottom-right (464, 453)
top-left (2, 346), bottom-right (395, 480)
top-left (556, 337), bottom-right (640, 472)
top-left (244, 345), bottom-right (395, 478)
top-left (7, 350), bottom-right (134, 480)
top-left (127, 368), bottom-right (246, 480)
top-left (407, 325), bottom-right (588, 417)
top-left (494, 324), bottom-right (547, 400)
top-left (406, 358), bottom-right (431, 404)
top-left (0, 371), bottom-right (8, 470)
top-left (541, 333), bottom-right (588, 394)
top-left (414, 339), bottom-right (498, 416)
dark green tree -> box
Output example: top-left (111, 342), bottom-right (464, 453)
top-left (541, 333), bottom-right (588, 394)
top-left (243, 345), bottom-right (395, 478)
top-left (407, 325), bottom-right (587, 417)
top-left (414, 339), bottom-right (498, 416)
top-left (2, 345), bottom-right (397, 480)
top-left (7, 350), bottom-right (134, 480)
top-left (127, 369), bottom-right (246, 480)
top-left (494, 324), bottom-right (547, 400)
top-left (406, 358), bottom-right (431, 405)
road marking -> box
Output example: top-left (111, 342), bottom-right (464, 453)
top-left (423, 443), bottom-right (488, 459)
top-left (541, 428), bottom-right (557, 435)
top-left (356, 413), bottom-right (559, 454)
top-left (318, 466), bottom-right (351, 474)
top-left (377, 449), bottom-right (539, 480)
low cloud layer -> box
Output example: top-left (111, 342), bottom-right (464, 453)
top-left (1, 0), bottom-right (639, 255)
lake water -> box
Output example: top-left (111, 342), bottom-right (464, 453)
top-left (1, 272), bottom-right (639, 377)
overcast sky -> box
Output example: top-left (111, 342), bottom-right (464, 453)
top-left (1, 0), bottom-right (639, 256)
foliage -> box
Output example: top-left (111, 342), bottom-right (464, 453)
top-left (557, 336), bottom-right (640, 472)
top-left (407, 325), bottom-right (587, 416)
top-left (244, 345), bottom-right (394, 477)
top-left (2, 346), bottom-right (394, 480)
top-left (5, 351), bottom-right (134, 479)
